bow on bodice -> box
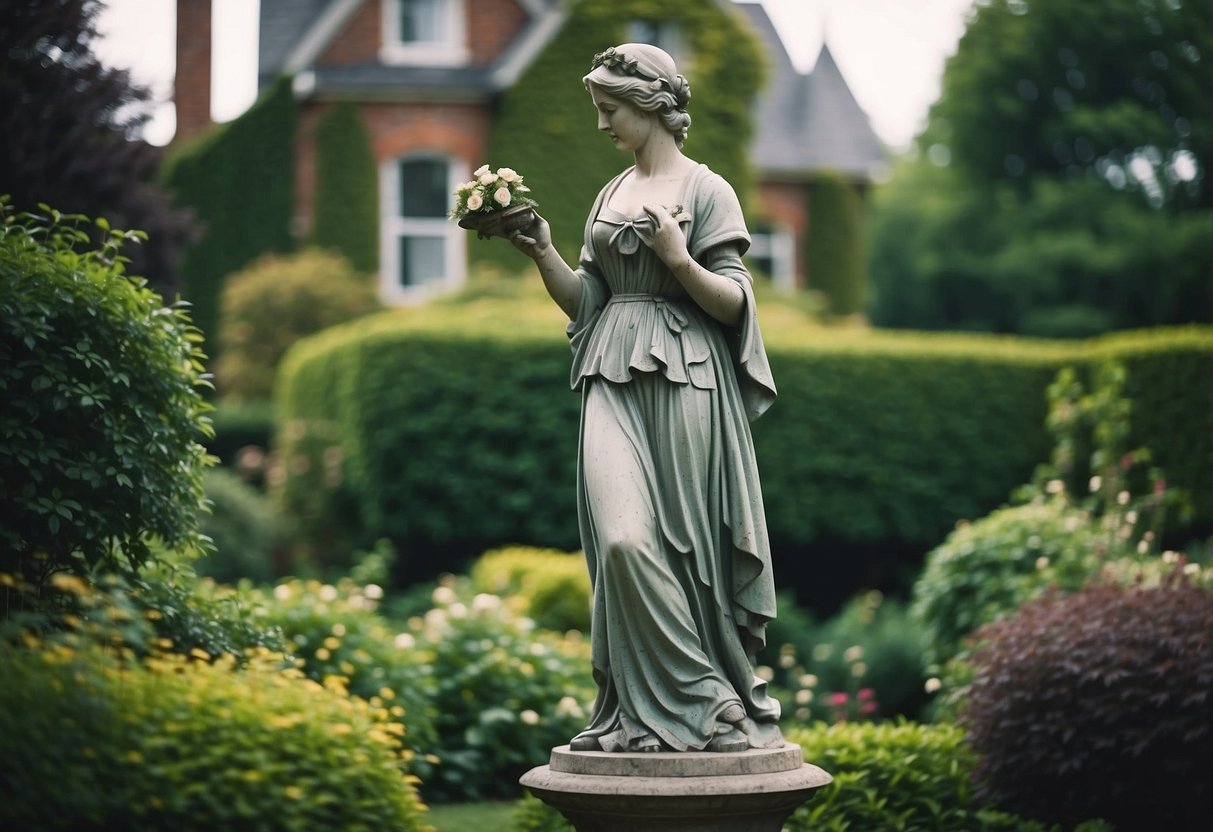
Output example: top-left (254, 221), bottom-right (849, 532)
top-left (602, 207), bottom-right (693, 255)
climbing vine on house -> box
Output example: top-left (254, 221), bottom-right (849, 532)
top-left (313, 102), bottom-right (378, 274)
top-left (161, 77), bottom-right (298, 349)
top-left (483, 0), bottom-right (767, 270)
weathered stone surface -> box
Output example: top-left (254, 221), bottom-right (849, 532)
top-left (520, 743), bottom-right (831, 831)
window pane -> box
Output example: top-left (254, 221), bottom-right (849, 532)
top-left (399, 159), bottom-right (449, 218)
top-left (399, 235), bottom-right (445, 287)
top-left (401, 0), bottom-right (441, 43)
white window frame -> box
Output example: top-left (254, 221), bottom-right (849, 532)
top-left (381, 0), bottom-right (469, 66)
top-left (746, 225), bottom-right (796, 291)
top-left (379, 154), bottom-right (468, 304)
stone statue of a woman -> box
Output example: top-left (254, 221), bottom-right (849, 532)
top-left (508, 43), bottom-right (783, 754)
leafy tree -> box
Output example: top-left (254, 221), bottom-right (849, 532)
top-left (0, 0), bottom-right (191, 291)
top-left (870, 0), bottom-right (1212, 335)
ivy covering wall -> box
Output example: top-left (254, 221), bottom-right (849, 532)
top-left (312, 102), bottom-right (378, 274)
top-left (480, 0), bottom-right (768, 271)
top-left (807, 171), bottom-right (866, 316)
top-left (161, 77), bottom-right (298, 349)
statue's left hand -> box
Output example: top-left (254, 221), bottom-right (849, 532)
top-left (643, 204), bottom-right (691, 272)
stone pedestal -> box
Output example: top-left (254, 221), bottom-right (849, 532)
top-left (519, 743), bottom-right (831, 831)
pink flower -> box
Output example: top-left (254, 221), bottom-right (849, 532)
top-left (493, 186), bottom-right (511, 206)
top-left (466, 192), bottom-right (483, 211)
top-left (860, 701), bottom-right (878, 715)
top-left (857, 688), bottom-right (875, 701)
top-left (828, 692), bottom-right (849, 706)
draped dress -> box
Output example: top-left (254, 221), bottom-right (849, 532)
top-left (565, 163), bottom-right (783, 752)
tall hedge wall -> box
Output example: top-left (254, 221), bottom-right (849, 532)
top-left (276, 317), bottom-right (1212, 608)
top-left (480, 0), bottom-right (767, 272)
top-left (807, 171), bottom-right (866, 316)
top-left (161, 77), bottom-right (298, 349)
top-left (312, 102), bottom-right (378, 274)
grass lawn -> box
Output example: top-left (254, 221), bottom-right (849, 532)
top-left (426, 801), bottom-right (525, 830)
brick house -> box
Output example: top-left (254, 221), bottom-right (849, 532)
top-left (174, 0), bottom-right (884, 303)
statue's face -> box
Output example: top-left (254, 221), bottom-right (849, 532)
top-left (589, 85), bottom-right (654, 152)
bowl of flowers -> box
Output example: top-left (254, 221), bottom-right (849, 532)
top-left (450, 164), bottom-right (538, 240)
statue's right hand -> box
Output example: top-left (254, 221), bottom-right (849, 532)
top-left (509, 212), bottom-right (552, 260)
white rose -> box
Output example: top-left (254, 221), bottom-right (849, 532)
top-left (493, 186), bottom-right (511, 206)
top-left (474, 164), bottom-right (491, 177)
top-left (479, 172), bottom-right (498, 185)
top-left (496, 167), bottom-right (519, 182)
top-left (456, 180), bottom-right (476, 194)
top-left (466, 192), bottom-right (483, 211)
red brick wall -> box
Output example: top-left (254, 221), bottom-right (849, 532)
top-left (757, 181), bottom-right (809, 289)
top-left (316, 0), bottom-right (529, 68)
top-left (174, 0), bottom-right (213, 143)
top-left (466, 0), bottom-right (528, 65)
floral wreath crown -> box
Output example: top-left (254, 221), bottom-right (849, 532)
top-left (589, 47), bottom-right (687, 109)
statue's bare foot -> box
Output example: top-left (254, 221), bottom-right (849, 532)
top-left (630, 735), bottom-right (664, 753)
top-left (569, 735), bottom-right (602, 752)
top-left (707, 725), bottom-right (749, 753)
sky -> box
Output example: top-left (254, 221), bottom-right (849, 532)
top-left (93, 0), bottom-right (975, 150)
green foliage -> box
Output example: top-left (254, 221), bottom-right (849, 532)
top-left (926, 0), bottom-right (1211, 210)
top-left (468, 546), bottom-right (591, 633)
top-left (313, 102), bottom-right (379, 273)
top-left (215, 247), bottom-right (380, 402)
top-left (205, 399), bottom-right (276, 470)
top-left (911, 499), bottom-right (1099, 669)
top-left (868, 160), bottom-right (1213, 334)
top-left (912, 358), bottom-right (1204, 669)
top-left (0, 203), bottom-right (212, 583)
top-left (0, 637), bottom-right (431, 832)
top-left (194, 468), bottom-right (282, 584)
top-left (396, 579), bottom-right (594, 803)
top-left (785, 721), bottom-right (1106, 831)
top-left (962, 576), bottom-right (1213, 830)
top-left (162, 77), bottom-right (298, 348)
top-left (483, 0), bottom-right (766, 269)
top-left (806, 171), bottom-right (866, 316)
top-left (275, 294), bottom-right (1213, 601)
top-left (509, 795), bottom-right (574, 832)
top-left (764, 591), bottom-right (928, 725)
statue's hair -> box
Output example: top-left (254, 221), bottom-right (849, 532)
top-left (583, 44), bottom-right (692, 147)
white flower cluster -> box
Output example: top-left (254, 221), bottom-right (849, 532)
top-left (450, 164), bottom-right (534, 219)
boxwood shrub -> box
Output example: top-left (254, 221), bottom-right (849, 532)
top-left (274, 294), bottom-right (1213, 599)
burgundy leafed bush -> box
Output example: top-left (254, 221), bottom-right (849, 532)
top-left (961, 572), bottom-right (1213, 831)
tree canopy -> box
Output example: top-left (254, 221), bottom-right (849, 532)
top-left (869, 0), bottom-right (1212, 335)
top-left (0, 0), bottom-right (191, 291)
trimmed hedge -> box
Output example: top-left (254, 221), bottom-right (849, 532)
top-left (806, 171), bottom-right (867, 316)
top-left (275, 305), bottom-right (1213, 598)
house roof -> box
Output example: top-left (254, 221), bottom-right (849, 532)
top-left (735, 2), bottom-right (885, 181)
top-left (258, 0), bottom-right (565, 99)
top-left (258, 0), bottom-right (884, 178)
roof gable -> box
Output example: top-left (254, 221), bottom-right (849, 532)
top-left (735, 2), bottom-right (885, 180)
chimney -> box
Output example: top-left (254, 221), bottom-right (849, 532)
top-left (174, 0), bottom-right (213, 143)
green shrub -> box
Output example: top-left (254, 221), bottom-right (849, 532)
top-left (215, 248), bottom-right (380, 402)
top-left (961, 575), bottom-right (1213, 831)
top-left (247, 575), bottom-right (439, 781)
top-left (0, 203), bottom-right (212, 584)
top-left (194, 468), bottom-right (282, 584)
top-left (910, 498), bottom-right (1099, 668)
top-left (510, 794), bottom-right (574, 832)
top-left (275, 295), bottom-right (1213, 602)
top-left (763, 590), bottom-right (928, 724)
top-left (0, 638), bottom-right (431, 832)
top-left (469, 546), bottom-right (591, 633)
top-left (399, 579), bottom-right (594, 803)
top-left (786, 721), bottom-right (1105, 831)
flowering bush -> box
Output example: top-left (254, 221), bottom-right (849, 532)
top-left (468, 546), bottom-right (591, 633)
top-left (449, 164), bottom-right (535, 220)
